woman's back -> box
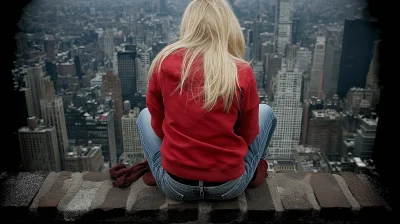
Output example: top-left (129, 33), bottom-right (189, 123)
top-left (147, 49), bottom-right (260, 182)
top-left (134, 0), bottom-right (276, 201)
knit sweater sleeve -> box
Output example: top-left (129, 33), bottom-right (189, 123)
top-left (234, 67), bottom-right (260, 146)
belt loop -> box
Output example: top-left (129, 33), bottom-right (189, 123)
top-left (199, 181), bottom-right (204, 198)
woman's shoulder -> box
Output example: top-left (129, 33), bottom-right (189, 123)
top-left (236, 61), bottom-right (254, 86)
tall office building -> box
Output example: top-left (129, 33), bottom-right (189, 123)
top-left (27, 65), bottom-right (46, 118)
top-left (304, 110), bottom-right (341, 159)
top-left (136, 57), bottom-right (148, 94)
top-left (13, 69), bottom-right (35, 128)
top-left (322, 36), bottom-right (341, 98)
top-left (65, 103), bottom-right (117, 167)
top-left (118, 46), bottom-right (137, 101)
top-left (65, 142), bottom-right (105, 172)
top-left (307, 36), bottom-right (326, 99)
top-left (291, 18), bottom-right (302, 44)
top-left (122, 106), bottom-right (143, 164)
top-left (274, 0), bottom-right (293, 54)
top-left (354, 118), bottom-right (378, 159)
top-left (15, 88), bottom-right (34, 128)
top-left (40, 77), bottom-right (69, 169)
top-left (337, 19), bottom-right (377, 99)
top-left (344, 88), bottom-right (374, 116)
top-left (265, 53), bottom-right (283, 95)
top-left (74, 56), bottom-right (82, 81)
top-left (44, 35), bottom-right (56, 61)
top-left (252, 19), bottom-right (262, 61)
top-left (18, 117), bottom-right (61, 172)
top-left (253, 61), bottom-right (264, 88)
top-left (269, 46), bottom-right (303, 158)
top-left (300, 97), bottom-right (324, 145)
top-left (102, 71), bottom-right (123, 159)
top-left (104, 34), bottom-right (114, 61)
top-left (365, 40), bottom-right (381, 109)
top-left (45, 60), bottom-right (57, 88)
top-left (296, 47), bottom-right (312, 72)
top-left (112, 51), bottom-right (118, 74)
top-left (247, 29), bottom-right (254, 46)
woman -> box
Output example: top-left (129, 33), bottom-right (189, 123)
top-left (136, 0), bottom-right (277, 201)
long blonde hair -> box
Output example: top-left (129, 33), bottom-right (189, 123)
top-left (148, 0), bottom-right (247, 112)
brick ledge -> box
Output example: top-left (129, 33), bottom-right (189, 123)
top-left (0, 171), bottom-right (392, 223)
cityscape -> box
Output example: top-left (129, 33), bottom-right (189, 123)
top-left (12, 0), bottom-right (380, 176)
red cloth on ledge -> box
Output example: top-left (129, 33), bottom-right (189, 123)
top-left (109, 159), bottom-right (268, 189)
top-left (109, 161), bottom-right (156, 187)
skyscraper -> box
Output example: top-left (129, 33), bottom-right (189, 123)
top-left (136, 57), bottom-right (148, 94)
top-left (269, 46), bottom-right (303, 159)
top-left (44, 35), bottom-right (56, 61)
top-left (104, 34), bottom-right (114, 61)
top-left (291, 18), bottom-right (302, 44)
top-left (304, 109), bottom-right (342, 159)
top-left (337, 19), bottom-right (377, 99)
top-left (322, 36), bottom-right (341, 98)
top-left (27, 65), bottom-right (46, 118)
top-left (296, 47), bottom-right (312, 72)
top-left (118, 46), bottom-right (137, 101)
top-left (45, 60), bottom-right (57, 89)
top-left (122, 106), bottom-right (144, 164)
top-left (274, 0), bottom-right (293, 54)
top-left (354, 118), bottom-right (378, 159)
top-left (307, 36), bottom-right (326, 99)
top-left (252, 19), bottom-right (262, 61)
top-left (65, 103), bottom-right (117, 167)
top-left (102, 71), bottom-right (123, 159)
top-left (18, 117), bottom-right (61, 172)
top-left (365, 40), bottom-right (381, 109)
top-left (40, 77), bottom-right (69, 169)
top-left (265, 53), bottom-right (283, 95)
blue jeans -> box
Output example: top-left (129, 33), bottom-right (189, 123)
top-left (136, 104), bottom-right (277, 201)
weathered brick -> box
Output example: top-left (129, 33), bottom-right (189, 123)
top-left (273, 172), bottom-right (320, 223)
top-left (311, 173), bottom-right (352, 220)
top-left (245, 179), bottom-right (275, 223)
top-left (0, 172), bottom-right (48, 220)
top-left (127, 178), bottom-right (166, 223)
top-left (341, 172), bottom-right (386, 221)
top-left (33, 171), bottom-right (73, 220)
top-left (90, 184), bottom-right (131, 221)
top-left (82, 172), bottom-right (111, 182)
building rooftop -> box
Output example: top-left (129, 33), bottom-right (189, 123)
top-left (66, 144), bottom-right (101, 158)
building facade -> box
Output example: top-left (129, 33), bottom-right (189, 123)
top-left (65, 142), bottom-right (105, 172)
top-left (305, 110), bottom-right (342, 159)
top-left (322, 36), bottom-right (342, 98)
top-left (269, 47), bottom-right (302, 159)
top-left (337, 19), bottom-right (377, 99)
top-left (122, 106), bottom-right (144, 164)
top-left (354, 118), bottom-right (378, 159)
top-left (102, 71), bottom-right (124, 159)
top-left (18, 118), bottom-right (61, 172)
top-left (27, 65), bottom-right (46, 118)
top-left (307, 36), bottom-right (326, 99)
top-left (65, 104), bottom-right (117, 167)
top-left (118, 47), bottom-right (137, 101)
top-left (274, 0), bottom-right (293, 54)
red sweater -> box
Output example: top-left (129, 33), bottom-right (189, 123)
top-left (146, 50), bottom-right (260, 182)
